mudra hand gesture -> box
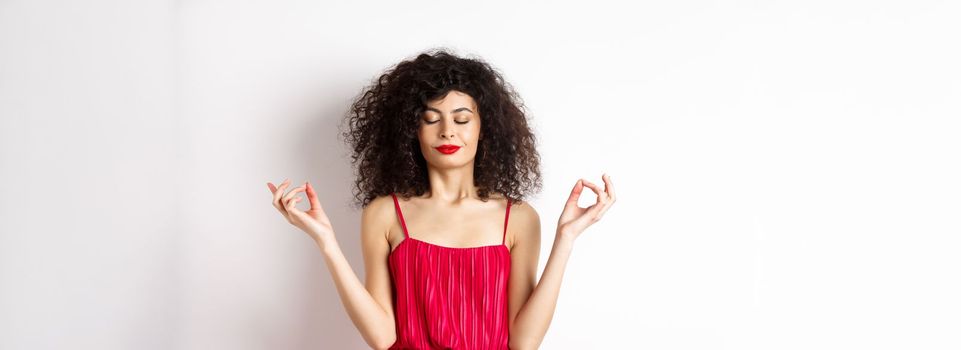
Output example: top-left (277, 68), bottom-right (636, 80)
top-left (267, 179), bottom-right (334, 244)
top-left (557, 173), bottom-right (616, 239)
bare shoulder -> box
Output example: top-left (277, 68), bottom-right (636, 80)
top-left (488, 192), bottom-right (538, 221)
top-left (367, 194), bottom-right (396, 210)
top-left (361, 194), bottom-right (395, 241)
top-left (510, 200), bottom-right (540, 229)
top-left (505, 197), bottom-right (541, 248)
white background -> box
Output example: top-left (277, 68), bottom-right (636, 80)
top-left (1, 0), bottom-right (959, 349)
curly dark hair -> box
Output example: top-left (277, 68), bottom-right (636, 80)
top-left (339, 48), bottom-right (542, 209)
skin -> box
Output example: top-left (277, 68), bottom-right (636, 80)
top-left (267, 90), bottom-right (617, 349)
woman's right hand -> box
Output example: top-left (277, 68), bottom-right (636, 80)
top-left (267, 179), bottom-right (335, 245)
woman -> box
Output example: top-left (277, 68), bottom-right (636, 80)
top-left (267, 49), bottom-right (616, 350)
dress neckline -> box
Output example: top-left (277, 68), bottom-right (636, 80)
top-left (389, 237), bottom-right (510, 257)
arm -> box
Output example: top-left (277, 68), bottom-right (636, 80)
top-left (316, 195), bottom-right (397, 349)
top-left (508, 175), bottom-right (617, 350)
top-left (506, 207), bottom-right (574, 350)
top-left (269, 180), bottom-right (396, 350)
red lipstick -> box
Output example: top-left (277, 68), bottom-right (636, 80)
top-left (435, 145), bottom-right (461, 154)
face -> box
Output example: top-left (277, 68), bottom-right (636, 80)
top-left (417, 90), bottom-right (482, 169)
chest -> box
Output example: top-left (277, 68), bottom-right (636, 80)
top-left (389, 207), bottom-right (509, 250)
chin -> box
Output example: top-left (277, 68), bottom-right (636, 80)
top-left (430, 159), bottom-right (475, 168)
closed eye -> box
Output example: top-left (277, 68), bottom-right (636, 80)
top-left (425, 120), bottom-right (469, 125)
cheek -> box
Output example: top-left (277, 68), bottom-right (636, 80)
top-left (417, 127), bottom-right (430, 142)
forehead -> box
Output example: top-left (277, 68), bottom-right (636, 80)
top-left (425, 90), bottom-right (477, 109)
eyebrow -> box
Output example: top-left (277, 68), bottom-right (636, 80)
top-left (425, 107), bottom-right (474, 114)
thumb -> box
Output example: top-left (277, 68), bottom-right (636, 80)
top-left (305, 181), bottom-right (321, 209)
top-left (566, 179), bottom-right (584, 205)
top-left (564, 180), bottom-right (584, 211)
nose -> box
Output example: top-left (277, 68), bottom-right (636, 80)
top-left (439, 124), bottom-right (455, 140)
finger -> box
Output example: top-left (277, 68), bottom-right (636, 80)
top-left (580, 179), bottom-right (606, 201)
top-left (283, 184), bottom-right (307, 203)
top-left (272, 179), bottom-right (292, 213)
top-left (602, 173), bottom-right (616, 202)
top-left (580, 179), bottom-right (610, 214)
top-left (591, 175), bottom-right (615, 218)
top-left (286, 195), bottom-right (302, 208)
top-left (305, 181), bottom-right (322, 211)
top-left (595, 194), bottom-right (613, 217)
top-left (273, 178), bottom-right (291, 201)
top-left (566, 179), bottom-right (585, 205)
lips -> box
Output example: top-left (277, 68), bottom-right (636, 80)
top-left (435, 145), bottom-right (461, 154)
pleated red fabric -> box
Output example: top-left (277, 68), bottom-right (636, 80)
top-left (388, 193), bottom-right (512, 350)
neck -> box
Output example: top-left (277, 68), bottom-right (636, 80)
top-left (425, 163), bottom-right (477, 205)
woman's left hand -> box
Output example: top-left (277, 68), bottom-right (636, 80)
top-left (556, 173), bottom-right (617, 240)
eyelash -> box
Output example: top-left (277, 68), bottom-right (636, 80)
top-left (425, 120), bottom-right (469, 125)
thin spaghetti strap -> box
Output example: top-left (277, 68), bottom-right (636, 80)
top-left (502, 199), bottom-right (512, 245)
top-left (391, 193), bottom-right (410, 239)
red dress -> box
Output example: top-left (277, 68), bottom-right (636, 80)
top-left (388, 193), bottom-right (512, 350)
